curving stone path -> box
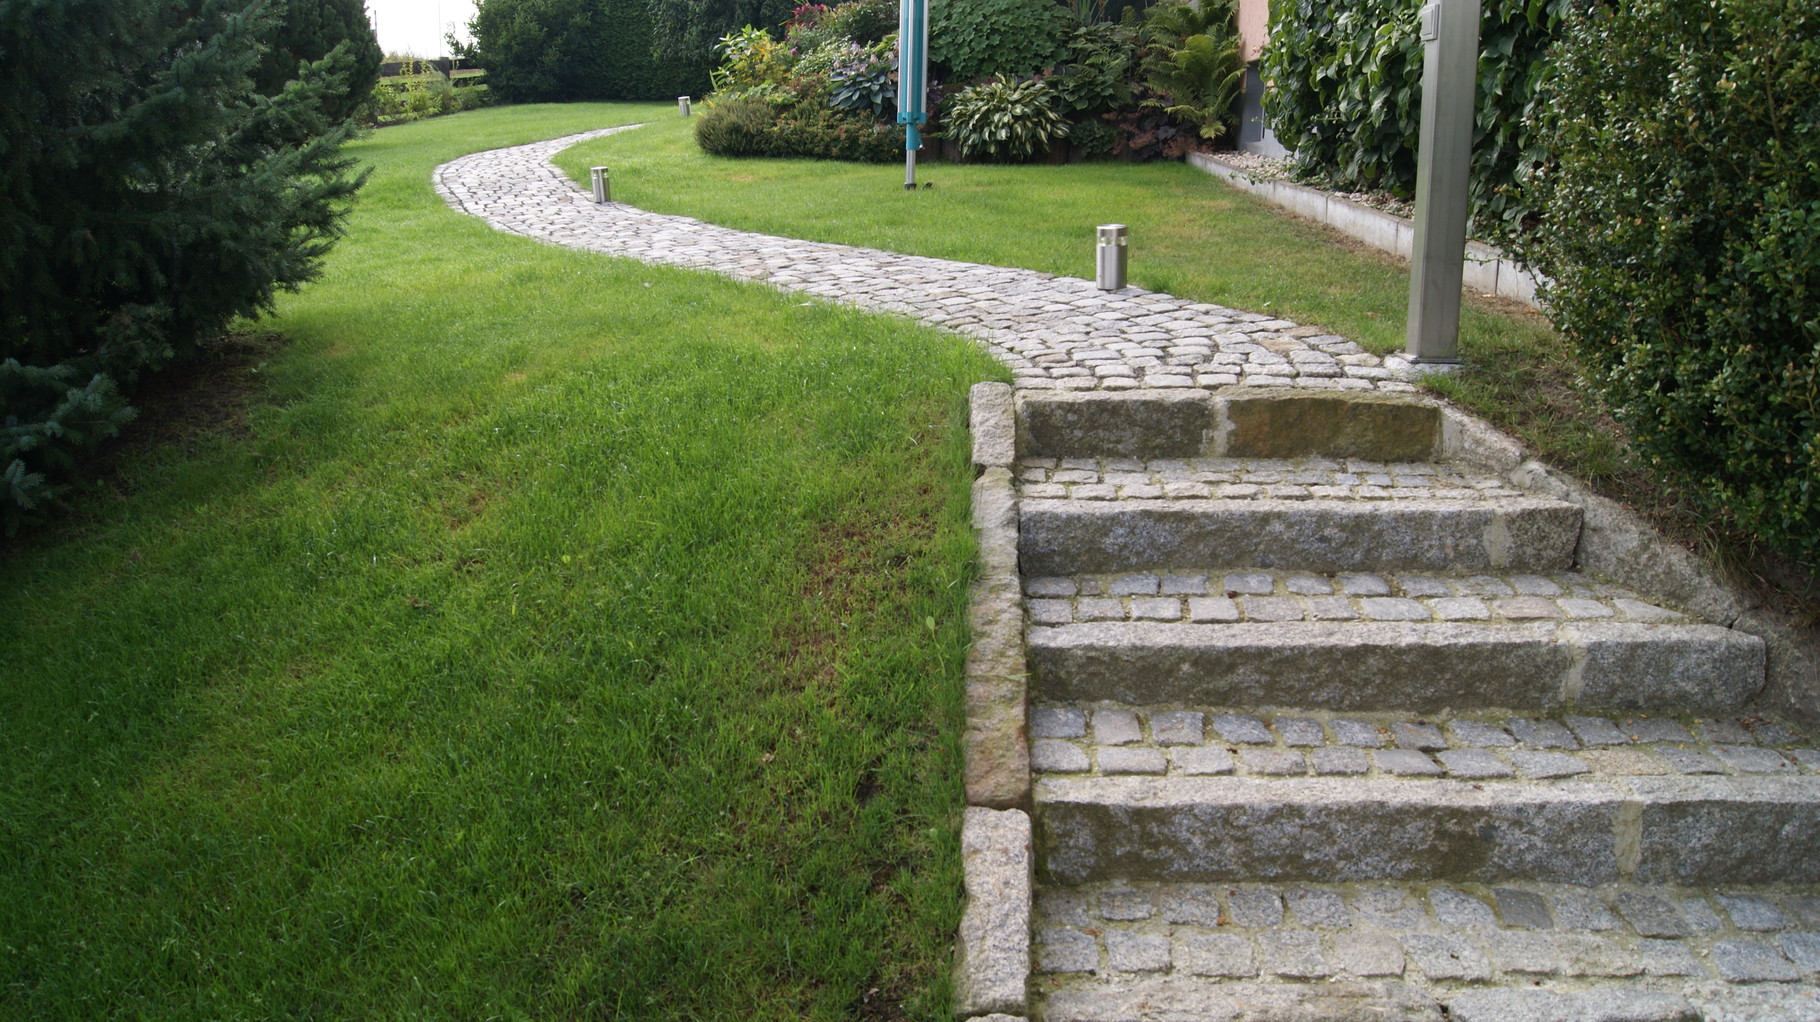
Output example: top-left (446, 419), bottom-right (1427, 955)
top-left (432, 126), bottom-right (1421, 392)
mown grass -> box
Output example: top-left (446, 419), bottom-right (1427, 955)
top-left (552, 118), bottom-right (1641, 545)
top-left (1, 103), bottom-right (1005, 1020)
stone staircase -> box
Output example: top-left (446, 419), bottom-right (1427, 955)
top-left (956, 385), bottom-right (1820, 1022)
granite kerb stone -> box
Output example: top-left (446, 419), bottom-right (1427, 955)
top-left (954, 807), bottom-right (1033, 1019)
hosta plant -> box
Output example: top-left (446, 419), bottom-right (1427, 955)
top-left (944, 74), bottom-right (1067, 162)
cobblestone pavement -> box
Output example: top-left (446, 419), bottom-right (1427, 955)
top-left (1035, 880), bottom-right (1820, 988)
top-left (1027, 702), bottom-right (1815, 781)
top-left (432, 127), bottom-right (1420, 391)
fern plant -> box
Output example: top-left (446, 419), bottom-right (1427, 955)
top-left (944, 74), bottom-right (1067, 162)
top-left (1139, 0), bottom-right (1242, 140)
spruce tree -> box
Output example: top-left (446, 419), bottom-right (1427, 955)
top-left (254, 0), bottom-right (384, 123)
top-left (0, 0), bottom-right (369, 531)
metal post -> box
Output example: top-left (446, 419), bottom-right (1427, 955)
top-left (897, 0), bottom-right (930, 189)
top-left (678, 95), bottom-right (692, 117)
top-left (1096, 224), bottom-right (1128, 291)
top-left (590, 166), bottom-right (610, 203)
top-left (1404, 0), bottom-right (1481, 364)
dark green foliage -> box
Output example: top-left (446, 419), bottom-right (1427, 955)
top-left (1053, 22), bottom-right (1137, 116)
top-left (1067, 117), bottom-right (1118, 156)
top-left (253, 0), bottom-right (383, 123)
top-left (828, 40), bottom-right (895, 116)
top-left (1139, 0), bottom-right (1241, 140)
top-left (696, 84), bottom-right (901, 161)
top-left (648, 0), bottom-right (798, 67)
top-left (945, 74), bottom-right (1068, 161)
top-left (463, 0), bottom-right (707, 102)
top-left (694, 94), bottom-right (777, 154)
top-left (1261, 0), bottom-right (1564, 228)
top-left (929, 0), bottom-right (1072, 81)
top-left (767, 101), bottom-right (902, 160)
top-left (823, 0), bottom-right (897, 44)
top-left (0, 0), bottom-right (366, 531)
top-left (1513, 0), bottom-right (1820, 563)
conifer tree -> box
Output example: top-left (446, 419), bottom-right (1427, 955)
top-left (255, 0), bottom-right (384, 123)
top-left (0, 0), bottom-right (369, 530)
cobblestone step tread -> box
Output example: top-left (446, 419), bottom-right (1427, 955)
top-left (1016, 454), bottom-right (1521, 502)
top-left (1026, 618), bottom-right (1763, 714)
top-left (1035, 770), bottom-right (1820, 886)
top-left (1035, 880), bottom-right (1820, 1022)
top-left (1025, 567), bottom-right (1689, 626)
top-left (1028, 705), bottom-right (1816, 782)
top-left (1018, 494), bottom-right (1583, 576)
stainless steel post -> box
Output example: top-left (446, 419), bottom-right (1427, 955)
top-left (1404, 0), bottom-right (1481, 363)
top-left (590, 166), bottom-right (610, 203)
top-left (1096, 224), bottom-right (1128, 291)
top-left (678, 96), bottom-right (692, 117)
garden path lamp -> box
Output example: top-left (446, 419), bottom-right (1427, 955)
top-left (1405, 0), bottom-right (1481, 364)
top-left (897, 0), bottom-right (930, 189)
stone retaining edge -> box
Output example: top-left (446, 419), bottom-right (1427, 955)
top-left (1187, 153), bottom-right (1545, 309)
top-left (953, 807), bottom-right (1033, 1020)
top-left (1439, 405), bottom-right (1819, 723)
top-left (958, 383), bottom-right (1032, 1017)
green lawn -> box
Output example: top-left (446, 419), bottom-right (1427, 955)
top-left (1, 103), bottom-right (1005, 1021)
top-left (555, 116), bottom-right (1632, 486)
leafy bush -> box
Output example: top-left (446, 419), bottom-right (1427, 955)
top-left (1139, 0), bottom-right (1242, 141)
top-left (1261, 0), bottom-right (1564, 229)
top-left (1513, 0), bottom-right (1820, 563)
top-left (828, 39), bottom-right (896, 116)
top-left (650, 0), bottom-right (798, 68)
top-left (363, 73), bottom-right (492, 126)
top-left (794, 41), bottom-right (847, 76)
top-left (930, 0), bottom-right (1072, 81)
top-left (1052, 22), bottom-right (1137, 116)
top-left (768, 103), bottom-right (903, 161)
top-left (0, 0), bottom-right (365, 530)
top-left (823, 0), bottom-right (898, 44)
top-left (711, 24), bottom-right (795, 91)
top-left (463, 0), bottom-right (708, 102)
top-left (694, 94), bottom-right (778, 155)
top-left (1106, 90), bottom-right (1192, 160)
top-left (1067, 117), bottom-right (1119, 156)
top-left (945, 74), bottom-right (1068, 161)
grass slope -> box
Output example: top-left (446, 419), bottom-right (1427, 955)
top-left (1, 103), bottom-right (1004, 1020)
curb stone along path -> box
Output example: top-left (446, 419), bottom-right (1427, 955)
top-left (432, 126), bottom-right (1424, 392)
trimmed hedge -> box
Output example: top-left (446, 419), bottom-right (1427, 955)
top-left (462, 0), bottom-right (708, 102)
top-left (1261, 0), bottom-right (1565, 230)
top-left (1514, 0), bottom-right (1820, 562)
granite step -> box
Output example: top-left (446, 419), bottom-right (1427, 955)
top-left (1024, 599), bottom-right (1764, 715)
top-left (1032, 878), bottom-right (1820, 1022)
top-left (1016, 455), bottom-right (1582, 576)
top-left (1029, 698), bottom-right (1820, 887)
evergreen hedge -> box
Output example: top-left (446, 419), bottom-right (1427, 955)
top-left (1513, 0), bottom-right (1820, 563)
top-left (463, 0), bottom-right (708, 103)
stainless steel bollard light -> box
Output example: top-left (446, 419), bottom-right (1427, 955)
top-left (590, 166), bottom-right (610, 203)
top-left (1096, 224), bottom-right (1128, 291)
top-left (678, 95), bottom-right (692, 117)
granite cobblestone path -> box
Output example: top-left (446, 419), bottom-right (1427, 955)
top-left (433, 126), bottom-right (1421, 392)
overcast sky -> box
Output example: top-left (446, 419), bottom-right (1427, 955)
top-left (366, 0), bottom-right (478, 58)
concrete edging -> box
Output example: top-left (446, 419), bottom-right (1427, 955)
top-left (1188, 153), bottom-right (1545, 309)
